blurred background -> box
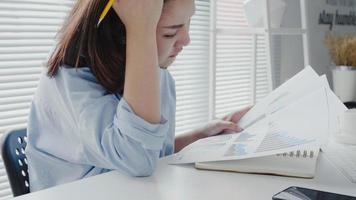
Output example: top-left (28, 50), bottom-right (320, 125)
top-left (0, 0), bottom-right (356, 198)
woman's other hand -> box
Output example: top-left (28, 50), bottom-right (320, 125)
top-left (222, 106), bottom-right (251, 124)
top-left (175, 107), bottom-right (252, 152)
top-left (200, 106), bottom-right (252, 137)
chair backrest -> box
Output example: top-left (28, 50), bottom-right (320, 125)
top-left (1, 128), bottom-right (29, 196)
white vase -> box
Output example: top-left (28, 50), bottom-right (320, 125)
top-left (332, 66), bottom-right (356, 102)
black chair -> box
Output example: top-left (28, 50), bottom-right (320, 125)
top-left (1, 129), bottom-right (29, 196)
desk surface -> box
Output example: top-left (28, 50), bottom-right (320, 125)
top-left (14, 153), bottom-right (356, 200)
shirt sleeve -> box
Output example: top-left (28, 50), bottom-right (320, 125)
top-left (56, 67), bottom-right (170, 176)
top-left (115, 98), bottom-right (168, 150)
top-left (77, 95), bottom-right (169, 176)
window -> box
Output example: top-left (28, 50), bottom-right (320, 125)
top-left (170, 0), bottom-right (211, 134)
top-left (173, 0), bottom-right (309, 135)
top-left (212, 0), bottom-right (309, 119)
top-left (172, 0), bottom-right (269, 134)
top-left (213, 0), bottom-right (271, 118)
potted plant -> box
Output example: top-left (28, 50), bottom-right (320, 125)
top-left (325, 34), bottom-right (356, 103)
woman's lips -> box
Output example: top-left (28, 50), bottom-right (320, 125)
top-left (170, 49), bottom-right (183, 57)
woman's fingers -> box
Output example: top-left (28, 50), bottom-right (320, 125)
top-left (223, 106), bottom-right (252, 123)
top-left (112, 0), bottom-right (164, 31)
top-left (202, 120), bottom-right (244, 137)
top-left (230, 107), bottom-right (251, 123)
top-left (216, 120), bottom-right (241, 132)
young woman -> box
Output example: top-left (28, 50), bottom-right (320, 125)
top-left (26, 0), bottom-right (250, 191)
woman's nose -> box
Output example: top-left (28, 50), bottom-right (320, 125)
top-left (182, 31), bottom-right (191, 47)
top-left (177, 27), bottom-right (191, 47)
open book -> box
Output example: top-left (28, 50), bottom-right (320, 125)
top-left (195, 146), bottom-right (319, 178)
top-left (167, 66), bottom-right (346, 179)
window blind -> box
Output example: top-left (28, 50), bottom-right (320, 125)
top-left (0, 0), bottom-right (212, 196)
top-left (0, 0), bottom-right (73, 198)
top-left (214, 0), bottom-right (271, 118)
top-left (271, 35), bottom-right (282, 87)
top-left (170, 0), bottom-right (211, 134)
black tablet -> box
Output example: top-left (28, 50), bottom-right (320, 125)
top-left (272, 186), bottom-right (356, 200)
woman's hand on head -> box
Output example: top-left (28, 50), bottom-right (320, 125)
top-left (199, 106), bottom-right (252, 138)
top-left (112, 0), bottom-right (164, 32)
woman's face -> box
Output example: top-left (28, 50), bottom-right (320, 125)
top-left (156, 0), bottom-right (195, 69)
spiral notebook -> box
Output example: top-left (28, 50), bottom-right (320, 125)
top-left (195, 148), bottom-right (320, 178)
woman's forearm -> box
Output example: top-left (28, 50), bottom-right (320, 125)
top-left (123, 28), bottom-right (161, 124)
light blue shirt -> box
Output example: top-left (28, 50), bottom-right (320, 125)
top-left (25, 66), bottom-right (176, 192)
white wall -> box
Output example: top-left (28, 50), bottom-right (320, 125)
top-left (280, 0), bottom-right (356, 87)
top-left (308, 0), bottom-right (356, 86)
top-left (280, 0), bottom-right (304, 84)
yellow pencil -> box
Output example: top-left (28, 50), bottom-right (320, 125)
top-left (97, 0), bottom-right (115, 27)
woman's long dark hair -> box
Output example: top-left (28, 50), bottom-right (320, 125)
top-left (47, 0), bottom-right (127, 94)
top-left (48, 0), bottom-right (171, 94)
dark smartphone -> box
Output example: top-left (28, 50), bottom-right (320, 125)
top-left (272, 186), bottom-right (356, 200)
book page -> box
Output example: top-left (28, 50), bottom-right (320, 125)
top-left (238, 66), bottom-right (321, 130)
top-left (168, 86), bottom-right (329, 164)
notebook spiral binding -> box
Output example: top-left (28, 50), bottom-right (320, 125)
top-left (276, 150), bottom-right (315, 158)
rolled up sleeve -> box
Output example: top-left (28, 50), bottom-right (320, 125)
top-left (115, 98), bottom-right (169, 150)
top-left (78, 96), bottom-right (169, 176)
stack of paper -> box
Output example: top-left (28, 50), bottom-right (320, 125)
top-left (167, 66), bottom-right (347, 178)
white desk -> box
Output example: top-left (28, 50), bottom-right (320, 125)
top-left (14, 153), bottom-right (356, 200)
